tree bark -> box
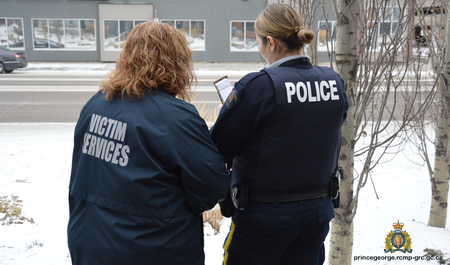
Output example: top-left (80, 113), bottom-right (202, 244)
top-left (427, 6), bottom-right (450, 228)
top-left (329, 0), bottom-right (359, 263)
top-left (330, 219), bottom-right (354, 264)
top-left (330, 146), bottom-right (355, 264)
top-left (428, 102), bottom-right (450, 227)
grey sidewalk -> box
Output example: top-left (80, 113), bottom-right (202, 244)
top-left (19, 61), bottom-right (266, 72)
top-left (16, 61), bottom-right (436, 83)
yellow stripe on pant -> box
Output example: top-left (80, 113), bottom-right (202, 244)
top-left (222, 220), bottom-right (236, 265)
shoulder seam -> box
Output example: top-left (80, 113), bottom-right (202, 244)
top-left (238, 71), bottom-right (267, 87)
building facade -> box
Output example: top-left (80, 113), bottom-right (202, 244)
top-left (2, 0), bottom-right (443, 63)
top-left (413, 0), bottom-right (446, 49)
top-left (0, 0), bottom-right (269, 62)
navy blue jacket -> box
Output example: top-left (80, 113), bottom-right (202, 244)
top-left (210, 58), bottom-right (348, 192)
top-left (68, 90), bottom-right (230, 265)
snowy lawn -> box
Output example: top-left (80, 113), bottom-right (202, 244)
top-left (0, 123), bottom-right (449, 265)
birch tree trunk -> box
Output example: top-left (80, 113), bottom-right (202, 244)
top-left (428, 5), bottom-right (450, 228)
top-left (329, 0), bottom-right (359, 263)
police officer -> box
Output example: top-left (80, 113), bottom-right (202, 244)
top-left (67, 21), bottom-right (230, 265)
top-left (210, 4), bottom-right (349, 265)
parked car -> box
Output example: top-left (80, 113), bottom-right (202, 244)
top-left (0, 47), bottom-right (28, 73)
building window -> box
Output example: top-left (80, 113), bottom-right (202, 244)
top-left (230, 21), bottom-right (257, 52)
top-left (317, 6), bottom-right (401, 52)
top-left (104, 20), bottom-right (147, 50)
top-left (367, 6), bottom-right (400, 48)
top-left (415, 6), bottom-right (446, 16)
top-left (317, 21), bottom-right (336, 52)
top-left (0, 18), bottom-right (24, 49)
top-left (32, 19), bottom-right (96, 50)
top-left (161, 20), bottom-right (205, 51)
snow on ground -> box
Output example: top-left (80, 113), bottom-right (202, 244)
top-left (0, 123), bottom-right (448, 265)
top-left (1, 63), bottom-right (449, 264)
top-left (17, 62), bottom-right (115, 72)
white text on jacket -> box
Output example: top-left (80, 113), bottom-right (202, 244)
top-left (285, 80), bottom-right (340, 103)
top-left (82, 114), bottom-right (130, 167)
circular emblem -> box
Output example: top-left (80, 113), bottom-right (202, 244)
top-left (391, 231), bottom-right (406, 249)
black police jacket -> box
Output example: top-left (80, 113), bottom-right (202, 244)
top-left (210, 57), bottom-right (349, 192)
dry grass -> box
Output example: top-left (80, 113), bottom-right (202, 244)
top-left (203, 205), bottom-right (224, 234)
top-left (0, 194), bottom-right (34, 225)
top-left (26, 240), bottom-right (44, 249)
top-left (193, 95), bottom-right (220, 129)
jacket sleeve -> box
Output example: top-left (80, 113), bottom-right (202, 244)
top-left (169, 109), bottom-right (230, 215)
top-left (210, 73), bottom-right (276, 162)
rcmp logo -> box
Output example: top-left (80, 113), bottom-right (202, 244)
top-left (384, 221), bottom-right (412, 253)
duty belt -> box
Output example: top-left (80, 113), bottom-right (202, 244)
top-left (249, 188), bottom-right (328, 203)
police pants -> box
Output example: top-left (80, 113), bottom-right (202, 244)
top-left (222, 196), bottom-right (334, 265)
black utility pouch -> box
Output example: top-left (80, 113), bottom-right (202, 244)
top-left (219, 162), bottom-right (235, 217)
top-left (219, 188), bottom-right (235, 218)
top-left (231, 182), bottom-right (248, 210)
top-left (330, 166), bottom-right (343, 208)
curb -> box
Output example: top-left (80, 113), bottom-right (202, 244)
top-left (18, 62), bottom-right (266, 72)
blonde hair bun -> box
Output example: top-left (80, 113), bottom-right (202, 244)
top-left (297, 29), bottom-right (315, 44)
top-left (256, 3), bottom-right (315, 50)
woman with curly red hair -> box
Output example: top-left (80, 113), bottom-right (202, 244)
top-left (99, 21), bottom-right (195, 101)
top-left (67, 21), bottom-right (229, 265)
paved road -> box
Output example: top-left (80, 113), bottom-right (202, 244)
top-left (0, 70), bottom-right (437, 123)
top-left (0, 71), bottom-right (249, 122)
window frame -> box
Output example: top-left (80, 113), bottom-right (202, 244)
top-left (367, 6), bottom-right (401, 49)
top-left (160, 19), bottom-right (206, 51)
top-left (0, 17), bottom-right (25, 50)
top-left (31, 18), bottom-right (97, 51)
top-left (316, 20), bottom-right (337, 52)
top-left (103, 19), bottom-right (148, 51)
top-left (230, 20), bottom-right (258, 52)
top-left (317, 6), bottom-right (401, 52)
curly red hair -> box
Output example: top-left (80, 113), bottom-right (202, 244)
top-left (100, 21), bottom-right (196, 101)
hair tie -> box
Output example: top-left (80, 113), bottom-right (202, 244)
top-left (295, 26), bottom-right (304, 35)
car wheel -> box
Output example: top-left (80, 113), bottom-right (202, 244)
top-left (5, 70), bottom-right (13, 73)
top-left (0, 62), bottom-right (5, 73)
